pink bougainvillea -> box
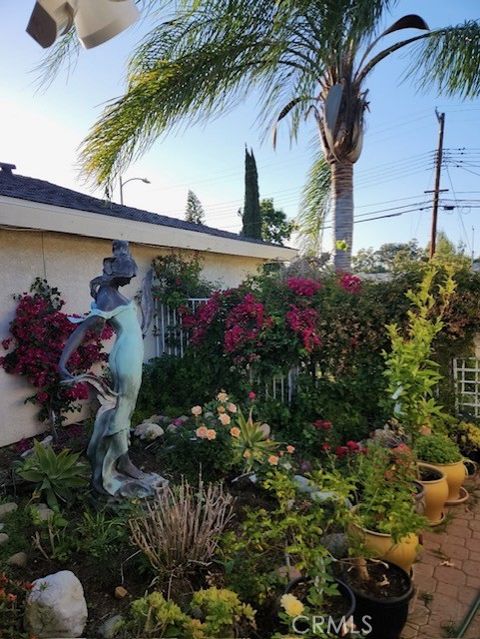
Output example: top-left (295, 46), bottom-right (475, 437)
top-left (0, 279), bottom-right (113, 423)
top-left (339, 273), bottom-right (362, 294)
top-left (286, 305), bottom-right (321, 352)
top-left (286, 277), bottom-right (322, 297)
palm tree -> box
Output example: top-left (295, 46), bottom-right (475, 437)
top-left (47, 1), bottom-right (480, 268)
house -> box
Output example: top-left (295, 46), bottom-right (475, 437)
top-left (0, 162), bottom-right (297, 446)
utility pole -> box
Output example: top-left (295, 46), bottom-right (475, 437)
top-left (427, 110), bottom-right (446, 258)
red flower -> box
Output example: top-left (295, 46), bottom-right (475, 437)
top-left (321, 443), bottom-right (331, 452)
top-left (346, 440), bottom-right (360, 452)
top-left (339, 273), bottom-right (362, 294)
top-left (335, 446), bottom-right (349, 458)
top-left (286, 277), bottom-right (322, 297)
top-left (248, 391), bottom-right (256, 400)
top-left (313, 419), bottom-right (332, 431)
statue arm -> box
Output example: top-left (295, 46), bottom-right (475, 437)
top-left (58, 315), bottom-right (106, 381)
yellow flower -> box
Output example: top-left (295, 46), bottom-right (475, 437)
top-left (196, 426), bottom-right (208, 439)
top-left (243, 449), bottom-right (252, 459)
top-left (217, 391), bottom-right (229, 402)
top-left (191, 405), bottom-right (202, 416)
top-left (218, 413), bottom-right (231, 426)
top-left (230, 426), bottom-right (240, 438)
top-left (280, 593), bottom-right (304, 617)
top-left (268, 455), bottom-right (279, 466)
top-left (227, 402), bottom-right (237, 413)
top-left (286, 445), bottom-right (295, 454)
top-left (206, 429), bottom-right (217, 440)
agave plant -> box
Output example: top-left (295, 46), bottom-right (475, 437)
top-left (16, 440), bottom-right (89, 510)
top-left (232, 409), bottom-right (278, 472)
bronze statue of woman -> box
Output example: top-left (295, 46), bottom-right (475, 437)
top-left (59, 240), bottom-right (165, 498)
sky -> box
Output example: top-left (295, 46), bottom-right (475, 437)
top-left (1, 1), bottom-right (480, 256)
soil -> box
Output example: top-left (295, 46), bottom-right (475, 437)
top-left (342, 561), bottom-right (410, 601)
top-left (419, 467), bottom-right (442, 482)
top-left (288, 578), bottom-right (352, 620)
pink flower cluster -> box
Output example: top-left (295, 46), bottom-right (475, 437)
top-left (224, 293), bottom-right (269, 354)
top-left (339, 273), bottom-right (362, 294)
top-left (181, 294), bottom-right (221, 345)
top-left (0, 286), bottom-right (112, 418)
top-left (286, 277), bottom-right (322, 297)
top-left (286, 305), bottom-right (321, 352)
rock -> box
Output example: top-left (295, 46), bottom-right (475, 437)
top-left (7, 551), bottom-right (27, 567)
top-left (134, 422), bottom-right (164, 441)
top-left (98, 614), bottom-right (124, 638)
top-left (0, 523), bottom-right (4, 531)
top-left (25, 570), bottom-right (88, 638)
top-left (143, 414), bottom-right (164, 425)
top-left (33, 504), bottom-right (55, 522)
top-left (0, 502), bottom-right (17, 521)
top-left (114, 586), bottom-right (128, 599)
top-left (0, 533), bottom-right (9, 545)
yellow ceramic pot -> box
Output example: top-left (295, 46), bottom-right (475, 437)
top-left (417, 463), bottom-right (449, 525)
top-left (351, 507), bottom-right (420, 573)
top-left (425, 459), bottom-right (467, 502)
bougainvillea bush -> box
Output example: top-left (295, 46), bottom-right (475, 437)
top-left (0, 278), bottom-right (113, 425)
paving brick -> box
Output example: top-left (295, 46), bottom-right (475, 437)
top-left (414, 562), bottom-right (435, 578)
top-left (457, 585), bottom-right (479, 605)
top-left (465, 536), bottom-right (480, 551)
top-left (462, 559), bottom-right (480, 577)
top-left (434, 565), bottom-right (467, 586)
top-left (468, 550), bottom-right (480, 562)
top-left (468, 518), bottom-right (480, 532)
top-left (412, 575), bottom-right (438, 593)
top-left (466, 574), bottom-right (480, 588)
top-left (439, 533), bottom-right (467, 546)
top-left (435, 581), bottom-right (458, 599)
top-left (438, 542), bottom-right (470, 561)
top-left (429, 592), bottom-right (462, 618)
top-left (447, 522), bottom-right (472, 538)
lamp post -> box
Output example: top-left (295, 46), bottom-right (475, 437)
top-left (119, 176), bottom-right (151, 205)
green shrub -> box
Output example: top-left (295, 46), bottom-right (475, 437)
top-left (415, 433), bottom-right (462, 464)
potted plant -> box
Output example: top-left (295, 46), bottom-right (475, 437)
top-left (415, 433), bottom-right (470, 504)
top-left (416, 462), bottom-right (449, 524)
top-left (349, 444), bottom-right (426, 573)
top-left (340, 558), bottom-right (413, 639)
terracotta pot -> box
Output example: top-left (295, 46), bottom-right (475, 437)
top-left (351, 506), bottom-right (420, 573)
top-left (417, 463), bottom-right (449, 525)
top-left (352, 524), bottom-right (419, 574)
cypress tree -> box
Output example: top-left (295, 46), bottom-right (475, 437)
top-left (185, 190), bottom-right (205, 224)
top-left (241, 147), bottom-right (262, 239)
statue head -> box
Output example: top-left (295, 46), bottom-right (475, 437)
top-left (90, 240), bottom-right (138, 298)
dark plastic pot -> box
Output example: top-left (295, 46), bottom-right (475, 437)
top-left (285, 576), bottom-right (356, 637)
top-left (342, 561), bottom-right (413, 639)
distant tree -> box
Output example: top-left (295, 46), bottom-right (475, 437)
top-left (260, 199), bottom-right (295, 245)
top-left (352, 240), bottom-right (424, 273)
top-left (241, 148), bottom-right (262, 239)
top-left (428, 231), bottom-right (471, 269)
top-left (185, 190), bottom-right (205, 225)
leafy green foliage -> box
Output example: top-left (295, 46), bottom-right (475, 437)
top-left (383, 265), bottom-right (456, 443)
top-left (15, 441), bottom-right (89, 510)
top-left (350, 444), bottom-right (427, 542)
top-left (414, 433), bottom-right (462, 464)
top-left (297, 154), bottom-right (331, 256)
top-left (151, 253), bottom-right (213, 309)
top-left (260, 198), bottom-right (295, 246)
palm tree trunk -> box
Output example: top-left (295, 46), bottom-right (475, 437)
top-left (332, 160), bottom-right (354, 270)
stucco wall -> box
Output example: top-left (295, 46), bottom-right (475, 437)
top-left (0, 229), bottom-right (266, 447)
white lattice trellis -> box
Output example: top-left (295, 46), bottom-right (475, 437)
top-left (453, 357), bottom-right (480, 417)
top-left (154, 298), bottom-right (209, 357)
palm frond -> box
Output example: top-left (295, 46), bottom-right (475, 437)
top-left (296, 153), bottom-right (331, 256)
top-left (407, 21), bottom-right (480, 99)
top-left (34, 29), bottom-right (81, 90)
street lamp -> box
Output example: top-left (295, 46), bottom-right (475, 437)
top-left (119, 176), bottom-right (150, 205)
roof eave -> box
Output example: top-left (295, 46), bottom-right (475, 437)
top-left (0, 195), bottom-right (298, 261)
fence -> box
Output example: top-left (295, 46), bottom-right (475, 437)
top-left (154, 298), bottom-right (209, 358)
top-left (154, 298), bottom-right (298, 403)
top-left (453, 357), bottom-right (480, 417)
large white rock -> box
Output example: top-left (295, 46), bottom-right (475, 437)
top-left (25, 570), bottom-right (88, 638)
top-left (134, 422), bottom-right (164, 441)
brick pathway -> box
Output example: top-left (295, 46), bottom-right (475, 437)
top-left (402, 477), bottom-right (480, 639)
